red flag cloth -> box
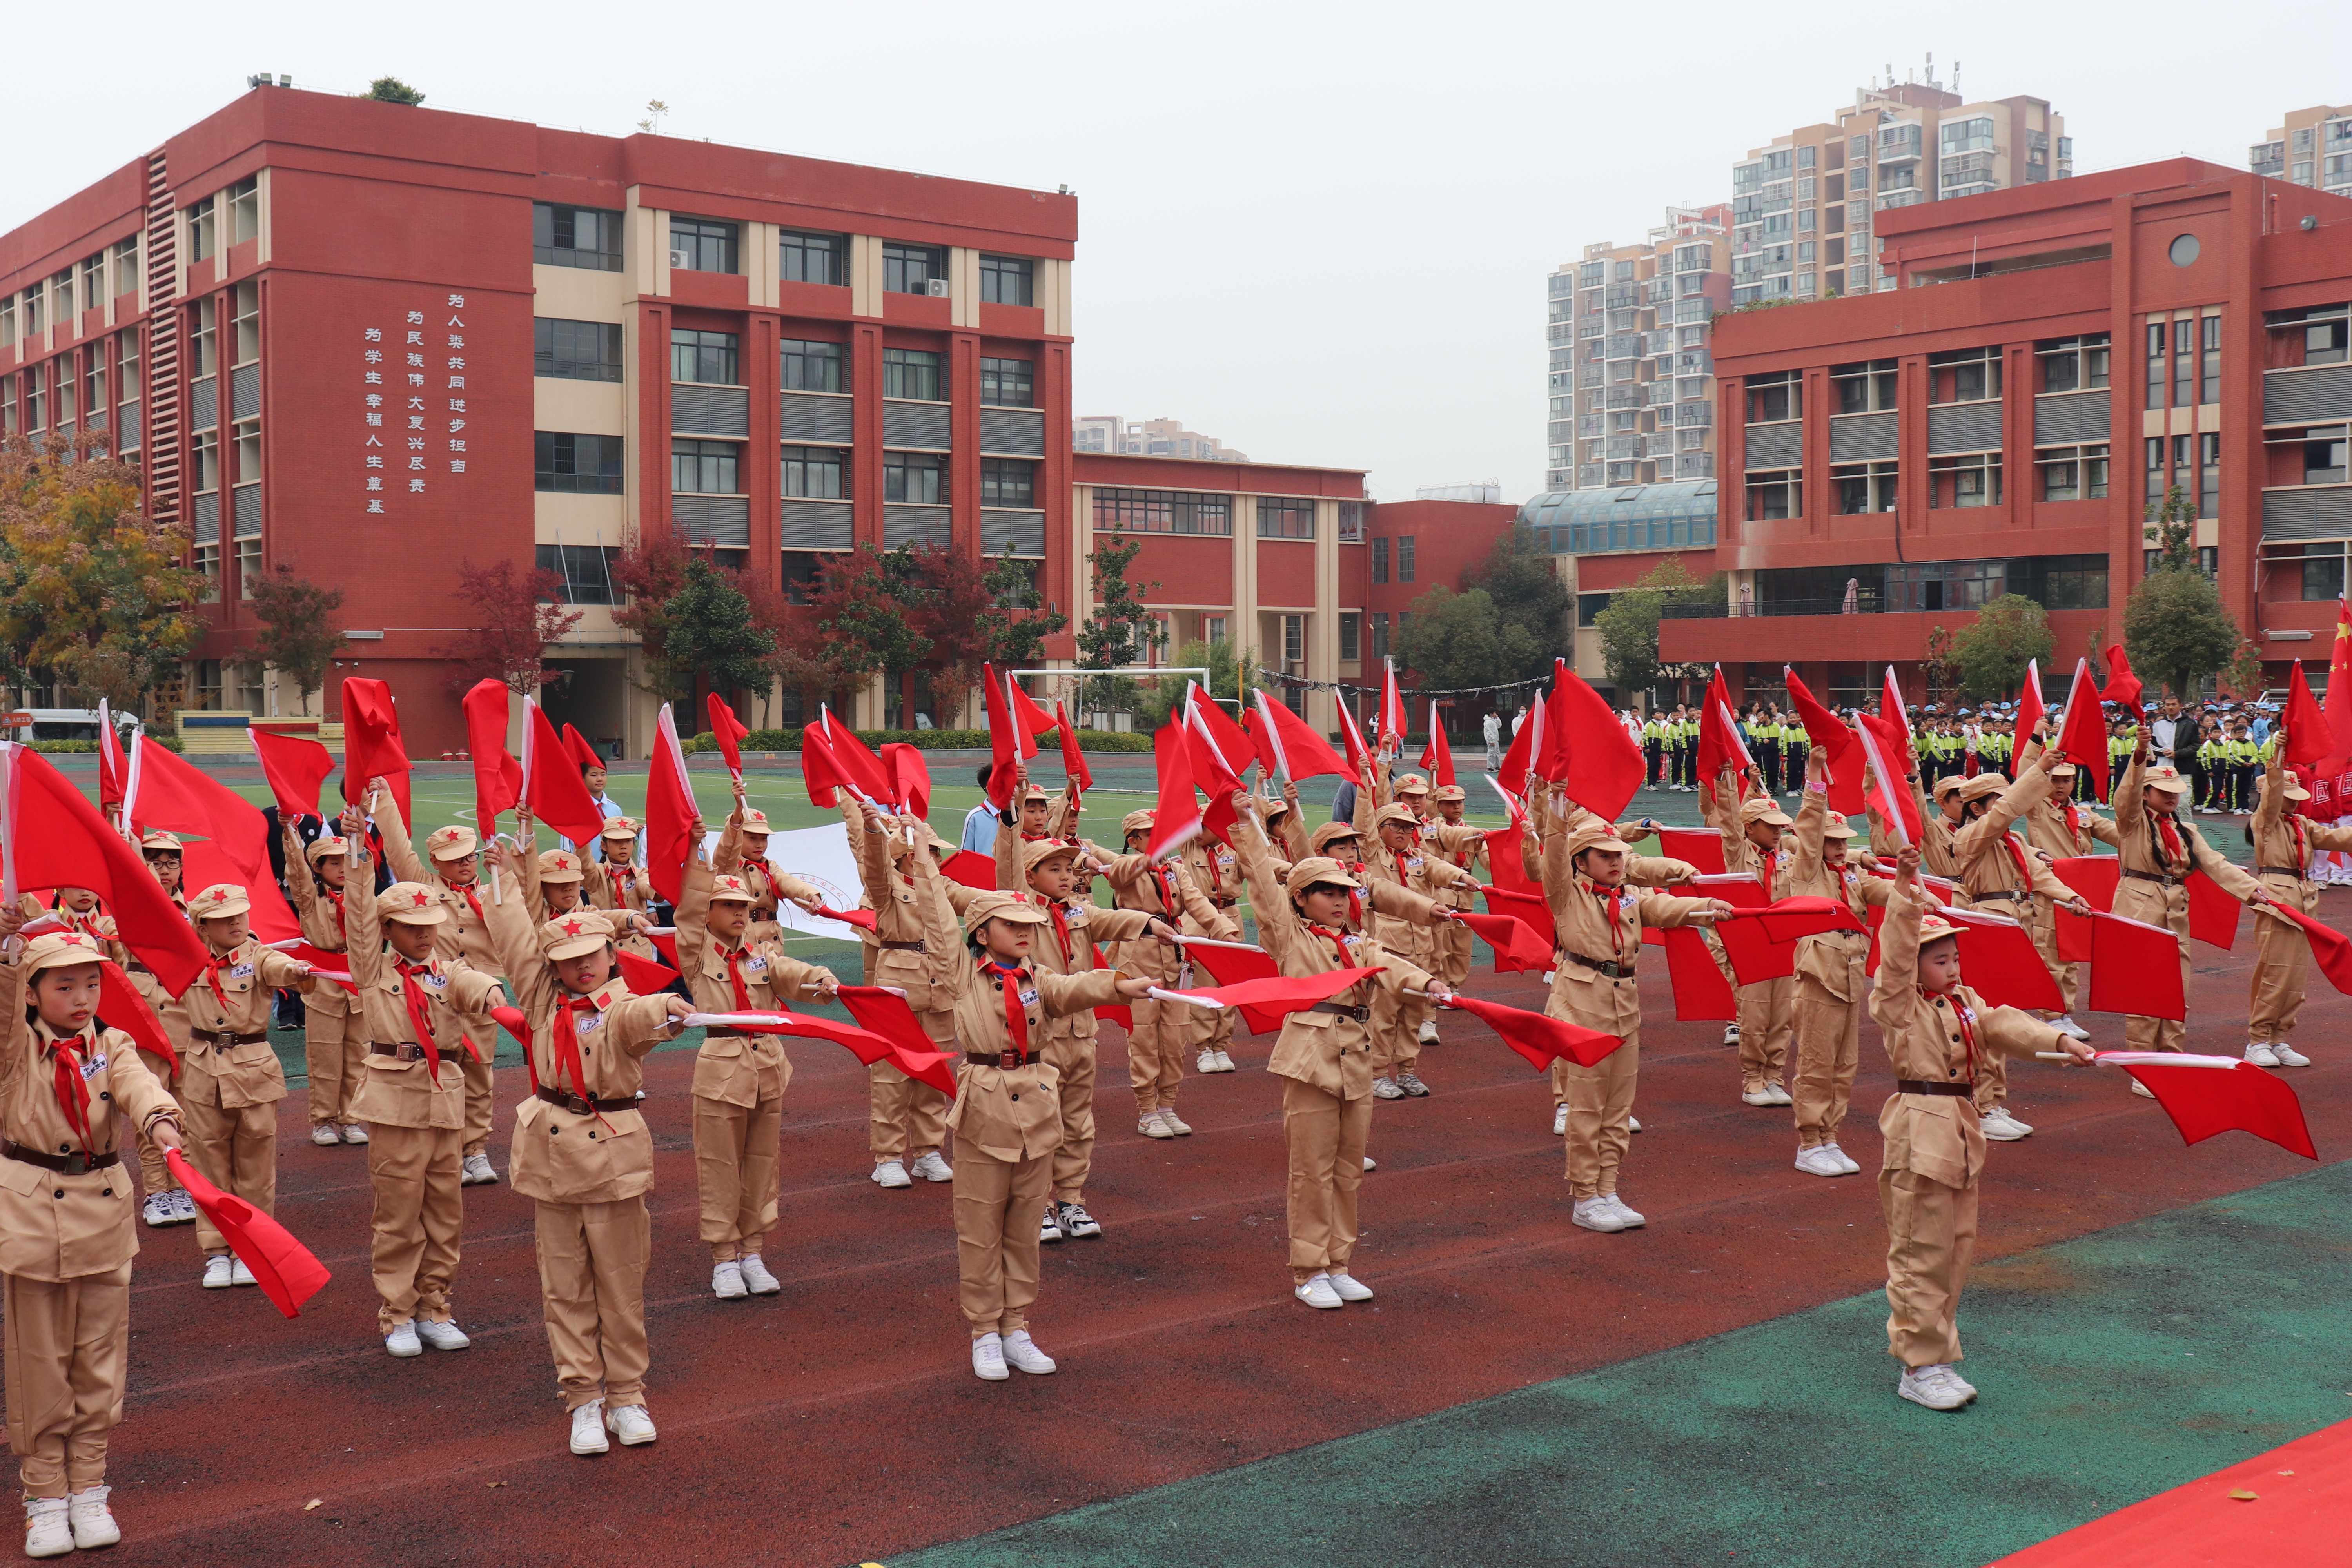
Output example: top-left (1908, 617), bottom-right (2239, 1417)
top-left (1052, 702), bottom-right (1093, 795)
top-left (2053, 657), bottom-right (2112, 803)
top-left (2102, 642), bottom-right (2145, 720)
top-left (613, 947), bottom-right (679, 994)
top-left (2326, 594), bottom-right (2352, 758)
top-left (1931, 907), bottom-right (2066, 1012)
top-left (882, 743), bottom-right (933, 820)
top-left (1378, 660), bottom-right (1406, 747)
top-left (1171, 942), bottom-right (1287, 1032)
top-left (2095, 1053), bottom-right (2316, 1160)
top-left (1482, 884), bottom-right (1556, 951)
top-left (1712, 897), bottom-right (1806, 984)
top-left (643, 706), bottom-right (697, 906)
top-left (1553, 666), bottom-right (1644, 823)
top-left (338, 677), bottom-right (412, 823)
top-left (125, 737), bottom-right (300, 942)
top-left (2284, 662), bottom-right (2332, 768)
top-left (705, 692), bottom-right (750, 779)
top-left (1187, 686), bottom-right (1256, 778)
top-left (1695, 670), bottom-right (1754, 788)
top-left (2050, 855), bottom-right (2118, 963)
top-left (1417, 700), bottom-right (1457, 787)
top-left (1335, 687), bottom-right (1375, 779)
top-left (1181, 699), bottom-right (1243, 848)
top-left (247, 728), bottom-right (336, 821)
top-left (938, 851), bottom-right (999, 891)
top-left (1494, 695), bottom-right (1538, 796)
top-left (2087, 912), bottom-right (2185, 1020)
top-left (682, 1008), bottom-right (958, 1098)
top-left (460, 680), bottom-right (521, 832)
top-left (2185, 870), bottom-right (2241, 951)
top-left (1441, 993), bottom-right (1622, 1069)
top-left (96, 702), bottom-right (127, 811)
top-left (267, 941), bottom-right (359, 993)
top-left (1729, 895), bottom-right (1866, 945)
top-left (2016, 659), bottom-right (2046, 750)
top-left (835, 984), bottom-right (940, 1062)
top-left (1785, 668), bottom-right (1867, 816)
top-left (1856, 709), bottom-right (1924, 847)
top-left (2, 748), bottom-right (207, 995)
top-left (561, 723), bottom-right (601, 773)
top-left (524, 702), bottom-right (606, 848)
top-left (1251, 690), bottom-right (1349, 783)
top-left (1485, 826), bottom-right (1536, 894)
top-left (800, 723), bottom-right (849, 809)
top-left (1147, 724), bottom-right (1205, 862)
top-left (1159, 965), bottom-right (1385, 1026)
top-left (1654, 827), bottom-right (1728, 875)
top-left (641, 929), bottom-right (681, 971)
top-left (814, 905), bottom-right (878, 933)
top-left (2259, 902), bottom-right (2352, 995)
top-left (1661, 926), bottom-right (1738, 1020)
top-left (98, 960), bottom-right (179, 1074)
top-left (1534, 664), bottom-right (1573, 786)
top-left (982, 663), bottom-right (1021, 810)
top-left (828, 722), bottom-right (894, 807)
top-left (1453, 910), bottom-right (1552, 973)
top-left (1006, 681), bottom-right (1055, 751)
top-left (164, 1147), bottom-right (330, 1317)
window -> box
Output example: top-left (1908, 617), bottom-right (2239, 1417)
top-left (781, 551), bottom-right (834, 606)
top-left (2199, 431), bottom-right (2220, 519)
top-left (779, 229), bottom-right (845, 286)
top-left (2303, 543), bottom-right (2347, 601)
top-left (194, 544), bottom-right (220, 604)
top-left (1204, 615), bottom-right (1228, 645)
top-left (534, 203), bottom-right (623, 271)
top-left (979, 255), bottom-right (1034, 306)
top-left (193, 430), bottom-right (220, 494)
top-left (782, 445), bottom-right (848, 499)
top-left (1928, 346), bottom-right (2000, 404)
top-left (671, 439), bottom-right (739, 494)
top-left (79, 256), bottom-right (103, 318)
top-left (20, 286), bottom-right (40, 338)
top-left (233, 419), bottom-right (259, 483)
top-left (186, 195), bottom-right (216, 263)
top-left (980, 457), bottom-right (1034, 507)
top-left (1091, 487), bottom-right (1232, 536)
top-left (668, 218), bottom-right (739, 274)
top-left (979, 356), bottom-right (1033, 407)
top-left (1886, 559), bottom-right (2005, 612)
top-left (2200, 315), bottom-right (2221, 405)
top-left (1372, 536), bottom-right (1389, 583)
top-left (535, 319), bottom-right (624, 382)
top-left (236, 536), bottom-right (263, 600)
top-left (2304, 314), bottom-right (2350, 365)
top-left (2172, 319), bottom-right (2195, 408)
top-left (2307, 432), bottom-right (2349, 485)
top-left (1833, 461), bottom-right (1898, 513)
top-left (884, 450), bottom-right (946, 505)
top-left (1339, 612), bottom-right (1360, 661)
top-left (227, 177), bottom-right (259, 246)
top-left (1746, 469), bottom-right (1801, 521)
top-left (2037, 333), bottom-right (2111, 392)
top-left (534, 431), bottom-right (624, 494)
top-left (1282, 615), bottom-right (1305, 666)
top-left (24, 365), bottom-right (43, 432)
top-left (2146, 321), bottom-right (2167, 409)
top-left (882, 347), bottom-right (941, 401)
top-left (535, 543), bottom-right (622, 605)
top-left (232, 281), bottom-right (260, 365)
top-left (1832, 359), bottom-right (1897, 414)
top-left (190, 297), bottom-right (218, 380)
top-left (780, 338), bottom-right (844, 393)
top-left (1337, 500), bottom-right (1363, 541)
top-left (1258, 498), bottom-right (1315, 539)
top-left (110, 238), bottom-right (139, 299)
top-left (884, 243), bottom-right (944, 295)
top-left (2037, 443), bottom-right (2109, 501)
top-left (1747, 370), bottom-right (1801, 423)
top-left (1397, 535), bottom-right (1416, 581)
top-left (1371, 612), bottom-right (1391, 660)
top-left (670, 328), bottom-right (739, 386)
top-left (0, 296), bottom-right (11, 347)
top-left (1930, 451), bottom-right (2002, 508)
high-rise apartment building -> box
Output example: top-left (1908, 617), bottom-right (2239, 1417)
top-left (2250, 105), bottom-right (2352, 199)
top-left (1073, 414), bottom-right (1247, 461)
top-left (1730, 74), bottom-right (2069, 307)
top-left (1544, 204), bottom-right (1732, 492)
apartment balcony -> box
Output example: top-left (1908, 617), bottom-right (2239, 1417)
top-left (1603, 386), bottom-right (1652, 410)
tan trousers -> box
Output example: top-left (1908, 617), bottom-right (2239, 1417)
top-left (1562, 1029), bottom-right (1641, 1197)
top-left (1282, 1076), bottom-right (1374, 1280)
top-left (1368, 973), bottom-right (1429, 1076)
top-left (1972, 1050), bottom-right (2010, 1114)
top-left (305, 1004), bottom-right (368, 1127)
top-left (1191, 998), bottom-right (1236, 1061)
top-left (1792, 974), bottom-right (1860, 1149)
top-left (2117, 891), bottom-right (2190, 1053)
top-left (4, 1264), bottom-right (131, 1499)
top-left (1879, 1165), bottom-right (1978, 1367)
top-left (460, 1017), bottom-right (497, 1157)
top-left (1436, 918), bottom-right (1474, 989)
top-left (1126, 992), bottom-right (1191, 1114)
top-left (1737, 977), bottom-right (1794, 1092)
top-left (1047, 1039), bottom-right (1098, 1203)
top-left (953, 1143), bottom-right (1051, 1337)
top-left (133, 1048), bottom-right (184, 1198)
top-left (2032, 911), bottom-right (2081, 1016)
top-left (2248, 880), bottom-right (2315, 1043)
top-left (181, 1096), bottom-right (277, 1258)
top-left (532, 1196), bottom-right (650, 1412)
top-left (366, 1121), bottom-right (464, 1332)
top-left (694, 1093), bottom-right (781, 1262)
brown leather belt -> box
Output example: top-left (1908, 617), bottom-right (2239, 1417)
top-left (1210, 897), bottom-right (1238, 909)
top-left (2121, 868), bottom-right (2183, 887)
top-left (534, 1085), bottom-right (641, 1115)
top-left (701, 1031), bottom-right (755, 1044)
top-left (3, 1140), bottom-right (121, 1175)
top-left (1895, 1080), bottom-right (1975, 1097)
top-left (879, 939), bottom-right (927, 953)
top-left (1972, 889), bottom-right (2028, 903)
top-left (188, 1030), bottom-right (268, 1047)
top-left (1563, 951), bottom-right (1636, 980)
top-left (370, 1042), bottom-right (430, 1062)
top-left (2257, 866), bottom-right (2307, 878)
top-left (964, 1045), bottom-right (1039, 1069)
top-left (1310, 1000), bottom-right (1370, 1022)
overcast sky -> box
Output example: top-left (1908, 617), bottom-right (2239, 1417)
top-left (7, 1), bottom-right (2343, 503)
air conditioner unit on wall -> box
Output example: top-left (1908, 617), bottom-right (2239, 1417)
top-left (926, 278), bottom-right (950, 298)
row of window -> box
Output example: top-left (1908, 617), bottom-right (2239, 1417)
top-left (530, 317), bottom-right (1036, 406)
top-left (0, 235), bottom-right (144, 349)
top-left (1744, 438), bottom-right (2169, 520)
top-left (1371, 535), bottom-right (1416, 583)
top-left (1086, 488), bottom-right (1359, 541)
top-left (539, 428), bottom-right (1046, 507)
top-left (1746, 335), bottom-right (2114, 423)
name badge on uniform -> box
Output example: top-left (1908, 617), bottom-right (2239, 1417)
top-left (422, 972), bottom-right (449, 990)
top-left (1618, 891), bottom-right (1637, 918)
top-left (1019, 986), bottom-right (1039, 1008)
top-left (230, 962), bottom-right (256, 979)
top-left (80, 1053), bottom-right (107, 1079)
top-left (578, 1013), bottom-right (605, 1034)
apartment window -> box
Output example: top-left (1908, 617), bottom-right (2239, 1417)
top-left (980, 457), bottom-right (1034, 508)
top-left (236, 537), bottom-right (263, 600)
top-left (2199, 432), bottom-right (2221, 519)
top-left (2200, 315), bottom-right (2221, 405)
top-left (227, 177), bottom-right (260, 246)
top-left (979, 255), bottom-right (1034, 307)
top-left (232, 419), bottom-right (260, 484)
top-left (1929, 346), bottom-right (2000, 403)
top-left (1337, 501), bottom-right (1363, 542)
top-left (1339, 612), bottom-right (1360, 661)
top-left (779, 229), bottom-right (846, 286)
top-left (671, 439), bottom-right (739, 494)
top-left (1833, 461), bottom-right (1899, 514)
top-left (1746, 369), bottom-right (1801, 423)
top-left (884, 243), bottom-right (944, 295)
top-left (1746, 469), bottom-right (1801, 521)
top-left (2147, 435), bottom-right (2166, 497)
top-left (1092, 487), bottom-right (1232, 536)
top-left (780, 338), bottom-right (844, 393)
top-left (1832, 359), bottom-right (1897, 414)
top-left (2037, 333), bottom-right (2110, 392)
top-left (2302, 543), bottom-right (2347, 601)
top-left (884, 450), bottom-right (946, 505)
top-left (2305, 314), bottom-right (2350, 365)
top-left (110, 237), bottom-right (138, 299)
top-left (534, 431), bottom-right (624, 494)
top-left (193, 430), bottom-right (220, 494)
top-left (669, 218), bottom-right (739, 274)
top-left (194, 544), bottom-right (220, 604)
top-left (882, 347), bottom-right (941, 401)
top-left (190, 297), bottom-right (218, 379)
top-left (2172, 319), bottom-right (2195, 408)
top-left (535, 319), bottom-right (624, 382)
top-left (781, 445), bottom-right (848, 498)
top-left (1930, 451), bottom-right (2002, 508)
top-left (1372, 536), bottom-right (1389, 583)
top-left (79, 256), bottom-right (103, 318)
top-left (231, 281), bottom-right (260, 365)
top-left (979, 357), bottom-right (1033, 407)
top-left (2307, 431), bottom-right (2349, 485)
top-left (670, 328), bottom-right (739, 386)
top-left (535, 543), bottom-right (622, 606)
top-left (534, 203), bottom-right (623, 270)
top-left (1256, 498), bottom-right (1315, 540)
top-left (2038, 444), bottom-right (2109, 501)
top-left (2146, 322), bottom-right (2167, 409)
top-left (186, 195), bottom-right (216, 263)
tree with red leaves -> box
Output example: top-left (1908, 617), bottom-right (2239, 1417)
top-left (436, 558), bottom-right (583, 694)
top-left (910, 542), bottom-right (1067, 724)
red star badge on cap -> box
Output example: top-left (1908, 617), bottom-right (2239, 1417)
top-left (561, 917), bottom-right (583, 935)
top-left (411, 890), bottom-right (431, 907)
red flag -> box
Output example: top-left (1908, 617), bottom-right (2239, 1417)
top-left (1187, 685), bottom-right (1255, 779)
top-left (1453, 909), bottom-right (1552, 973)
top-left (2283, 662), bottom-right (2332, 768)
top-left (882, 742), bottom-right (933, 820)
top-left (1182, 691), bottom-right (1243, 847)
top-left (1728, 894), bottom-right (1866, 945)
top-left (1485, 825), bottom-right (1535, 893)
top-left (1147, 723), bottom-right (1205, 862)
top-left (523, 701), bottom-right (606, 848)
top-left (799, 723), bottom-right (849, 809)
top-left (1250, 690), bottom-right (1348, 783)
top-left (2, 748), bottom-right (207, 994)
top-left (643, 705), bottom-right (697, 905)
top-left (1856, 710), bottom-right (1923, 848)
top-left (705, 692), bottom-right (751, 782)
top-left (2180, 869), bottom-right (2240, 951)
top-left (2087, 912), bottom-right (2185, 1020)
top-left (461, 680), bottom-right (522, 833)
top-left (2095, 1053), bottom-right (2315, 1160)
top-left (2016, 659), bottom-right (2046, 749)
top-left (2102, 642), bottom-right (2144, 719)
top-left (1335, 687), bottom-right (1375, 779)
top-left (1440, 993), bottom-right (1622, 1070)
top-left (2259, 901), bottom-right (2352, 996)
top-left (682, 1007), bottom-right (956, 1097)
top-left (165, 1147), bottom-right (330, 1317)
top-left (1053, 702), bottom-right (1093, 795)
top-left (2326, 595), bottom-right (2352, 758)
top-left (1006, 680), bottom-right (1055, 750)
top-left (815, 905), bottom-right (878, 932)
top-left (938, 850), bottom-right (999, 891)
top-left (96, 701), bottom-right (127, 811)
top-left (1495, 693), bottom-right (1539, 796)
top-left (1417, 700), bottom-right (1457, 788)
top-left (1786, 667), bottom-right (1866, 816)
top-left (1534, 664), bottom-right (1573, 786)
top-left (1377, 659), bottom-right (1406, 748)
top-left (338, 677), bottom-right (412, 824)
top-left (248, 728), bottom-right (335, 820)
top-left (1167, 942), bottom-right (1288, 1033)
top-left (1552, 665), bottom-right (1645, 822)
top-left (98, 960), bottom-right (178, 1074)
top-left (1654, 827), bottom-right (1727, 875)
top-left (1482, 883), bottom-right (1556, 951)
top-left (125, 736), bottom-right (300, 941)
top-left (1930, 906), bottom-right (2066, 1012)
top-left (1695, 668), bottom-right (1753, 788)
top-left (561, 723), bottom-right (602, 773)
top-left (1661, 926), bottom-right (1738, 1020)
top-left (613, 946), bottom-right (679, 994)
top-left (642, 929), bottom-right (680, 971)
top-left (1158, 965), bottom-right (1385, 1028)
top-left (2050, 855), bottom-right (2119, 964)
top-left (827, 719), bottom-right (894, 807)
top-left (2051, 658), bottom-right (2111, 803)
top-left (982, 662), bottom-right (1020, 811)
top-left (835, 985), bottom-right (941, 1062)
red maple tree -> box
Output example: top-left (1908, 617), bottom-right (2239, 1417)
top-left (436, 558), bottom-right (583, 694)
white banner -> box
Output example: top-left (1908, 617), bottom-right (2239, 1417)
top-left (698, 822), bottom-right (866, 943)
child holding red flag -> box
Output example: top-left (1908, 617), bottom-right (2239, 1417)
top-left (1786, 751), bottom-right (1891, 1178)
top-left (2111, 737), bottom-right (2270, 1057)
top-left (2245, 750), bottom-right (2352, 1065)
top-left (848, 799), bottom-right (960, 1187)
top-left (1871, 847), bottom-right (2092, 1411)
top-left (1178, 829), bottom-right (1245, 1076)
top-left (1096, 810), bottom-right (1237, 1139)
top-left (1704, 762), bottom-right (1798, 1106)
top-left (1359, 797), bottom-right (1475, 1099)
top-left (282, 821), bottom-right (370, 1150)
top-left (1419, 783), bottom-right (1486, 996)
top-left (0, 919), bottom-right (189, 1556)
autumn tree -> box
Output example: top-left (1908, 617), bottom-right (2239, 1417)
top-left (911, 542), bottom-right (1069, 723)
top-left (1074, 530), bottom-right (1162, 713)
top-left (804, 543), bottom-right (931, 723)
top-left (241, 566), bottom-right (344, 713)
top-left (436, 557), bottom-right (581, 694)
top-left (607, 532), bottom-right (695, 687)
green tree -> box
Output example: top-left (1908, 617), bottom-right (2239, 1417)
top-left (660, 555), bottom-right (774, 703)
top-left (366, 77), bottom-right (425, 105)
top-left (911, 543), bottom-right (1069, 720)
top-left (1463, 523), bottom-right (1569, 684)
top-left (1947, 594), bottom-right (2053, 702)
top-left (1074, 530), bottom-right (1161, 713)
top-left (1132, 639), bottom-right (1262, 730)
top-left (241, 566), bottom-right (344, 713)
top-left (1592, 556), bottom-right (1717, 701)
top-left (810, 543), bottom-right (931, 693)
top-left (2125, 484), bottom-right (2241, 699)
top-left (1396, 586), bottom-right (1534, 693)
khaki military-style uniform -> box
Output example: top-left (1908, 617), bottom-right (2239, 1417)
top-left (1098, 850), bottom-right (1234, 1117)
top-left (1784, 783), bottom-right (1889, 1150)
top-left (1178, 835), bottom-right (1245, 1066)
top-left (1355, 807), bottom-right (1474, 1079)
top-left (847, 802), bottom-right (953, 1166)
top-left (283, 824), bottom-right (368, 1132)
top-left (2248, 755), bottom-right (2352, 1048)
top-left (1706, 771), bottom-right (1794, 1096)
top-left (180, 936), bottom-right (316, 1258)
top-left (2110, 753), bottom-right (2262, 1051)
top-left (2014, 740), bottom-right (2120, 1015)
top-left (1422, 817), bottom-right (1486, 989)
top-left (1015, 878), bottom-right (1157, 1206)
top-left (1950, 765), bottom-right (2077, 1114)
top-left (119, 901), bottom-right (192, 1205)
top-left (378, 802), bottom-right (504, 1159)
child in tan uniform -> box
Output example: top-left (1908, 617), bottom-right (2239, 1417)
top-left (1785, 751), bottom-right (1890, 1177)
top-left (1178, 831), bottom-right (1245, 1075)
top-left (0, 923), bottom-right (188, 1557)
top-left (2245, 751), bottom-right (2352, 1066)
top-left (1705, 766), bottom-right (1796, 1106)
top-left (482, 845), bottom-right (692, 1456)
top-left (1361, 801), bottom-right (1474, 1098)
top-left (846, 800), bottom-right (956, 1188)
top-left (283, 823), bottom-right (370, 1149)
top-left (125, 834), bottom-right (195, 1228)
top-left (1420, 784), bottom-right (1486, 998)
top-left (1096, 810), bottom-right (1236, 1138)
top-left (585, 818), bottom-right (653, 918)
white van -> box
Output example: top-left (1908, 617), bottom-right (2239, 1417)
top-left (3, 709), bottom-right (139, 744)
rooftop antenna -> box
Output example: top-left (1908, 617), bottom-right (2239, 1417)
top-left (1952, 59), bottom-right (1961, 98)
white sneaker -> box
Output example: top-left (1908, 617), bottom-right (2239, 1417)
top-left (1552, 1104), bottom-right (1569, 1136)
top-left (416, 1318), bottom-right (471, 1351)
top-left (1822, 1143), bottom-right (1861, 1174)
top-left (1722, 1024), bottom-right (1742, 1047)
top-left (170, 1189), bottom-right (199, 1224)
top-left (384, 1321), bottom-right (423, 1357)
top-left (1001, 1330), bottom-right (1058, 1374)
top-left (1140, 1111), bottom-right (1176, 1138)
top-left (603, 1403), bottom-right (657, 1446)
top-left (1214, 1049), bottom-right (1236, 1072)
top-left (341, 1124), bottom-right (371, 1145)
top-left (311, 1123), bottom-right (341, 1146)
top-left (1628, 1115), bottom-right (1643, 1133)
top-left (1605, 1194), bottom-right (1647, 1228)
top-left (1198, 1049), bottom-right (1220, 1074)
top-left (1293, 1272), bottom-right (1345, 1309)
top-left (2273, 1042), bottom-right (2312, 1067)
top-left (2243, 1042), bottom-right (2281, 1067)
top-left (1058, 1201), bottom-right (1102, 1239)
top-left (738, 1255), bottom-right (781, 1294)
top-left (2132, 1079), bottom-right (2154, 1098)
top-left (872, 1159), bottom-right (913, 1188)
top-left (711, 1261), bottom-right (748, 1300)
top-left (1981, 1109), bottom-right (2030, 1142)
top-left (1417, 1020), bottom-right (1440, 1044)
top-left (142, 1192), bottom-right (174, 1227)
top-left (1573, 1196), bottom-right (1629, 1233)
top-left (569, 1400), bottom-right (610, 1455)
top-left (1899, 1363), bottom-right (1971, 1411)
top-left (1039, 1207), bottom-right (1065, 1245)
top-left (202, 1255), bottom-right (233, 1289)
top-left (1362, 1156), bottom-right (1377, 1172)
top-left (66, 1487), bottom-right (118, 1550)
top-left (972, 1332), bottom-right (1010, 1380)
top-left (1395, 1071), bottom-right (1431, 1098)
top-left (1794, 1145), bottom-right (1848, 1178)
top-left (230, 1256), bottom-right (257, 1287)
top-left (461, 1152), bottom-right (498, 1186)
top-left (1941, 1365), bottom-right (1979, 1400)
top-left (911, 1151), bottom-right (955, 1182)
top-left (1742, 1088), bottom-right (1778, 1107)
top-left (1372, 1077), bottom-right (1407, 1100)
top-left (1158, 1107), bottom-right (1193, 1136)
top-left (2051, 1015), bottom-right (2091, 1041)
top-left (23, 1497), bottom-right (70, 1559)
top-left (1328, 1272), bottom-right (1374, 1302)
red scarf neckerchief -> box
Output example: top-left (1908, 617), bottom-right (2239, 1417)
top-left (2154, 811), bottom-right (2186, 871)
top-left (1304, 920), bottom-right (1357, 969)
top-left (325, 887), bottom-right (347, 938)
top-left (44, 1028), bottom-right (98, 1154)
top-left (198, 944), bottom-right (240, 1017)
top-left (1579, 877), bottom-right (1626, 952)
top-left (445, 879), bottom-right (484, 931)
top-left (1938, 991), bottom-right (1982, 1081)
top-left (1339, 866), bottom-right (1368, 927)
top-left (980, 959), bottom-right (1030, 1053)
top-left (1041, 900), bottom-right (1075, 965)
top-left (1150, 862), bottom-right (1181, 915)
top-left (2001, 834), bottom-right (2034, 892)
top-left (718, 942), bottom-right (776, 1012)
top-left (393, 958), bottom-right (448, 1084)
top-left (548, 993), bottom-right (616, 1131)
top-left (2290, 815), bottom-right (2309, 873)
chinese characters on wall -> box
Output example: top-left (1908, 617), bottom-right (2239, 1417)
top-left (360, 294), bottom-right (472, 515)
